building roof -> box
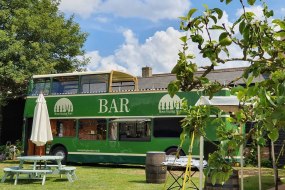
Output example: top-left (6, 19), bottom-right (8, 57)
top-left (138, 67), bottom-right (267, 90)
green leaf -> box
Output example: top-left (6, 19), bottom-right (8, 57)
top-left (257, 137), bottom-right (266, 146)
top-left (210, 15), bottom-right (217, 24)
top-left (222, 47), bottom-right (230, 57)
top-left (268, 128), bottom-right (279, 142)
top-left (202, 4), bottom-right (209, 10)
top-left (220, 0), bottom-right (232, 4)
top-left (187, 8), bottom-right (197, 19)
top-left (247, 0), bottom-right (256, 5)
top-left (243, 24), bottom-right (251, 41)
top-left (178, 16), bottom-right (188, 21)
top-left (210, 25), bottom-right (225, 30)
top-left (168, 80), bottom-right (180, 97)
top-left (265, 90), bottom-right (276, 107)
top-left (246, 76), bottom-right (254, 87)
top-left (213, 8), bottom-right (223, 19)
top-left (274, 31), bottom-right (285, 38)
top-left (231, 85), bottom-right (244, 94)
top-left (191, 34), bottom-right (204, 45)
top-left (211, 172), bottom-right (217, 185)
top-left (239, 20), bottom-right (246, 34)
top-left (180, 35), bottom-right (188, 43)
top-left (219, 32), bottom-right (232, 46)
top-left (226, 0), bottom-right (232, 4)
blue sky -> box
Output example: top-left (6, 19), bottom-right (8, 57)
top-left (58, 0), bottom-right (285, 76)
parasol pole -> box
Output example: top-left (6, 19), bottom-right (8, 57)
top-left (199, 135), bottom-right (204, 190)
top-left (182, 131), bottom-right (195, 190)
top-left (258, 144), bottom-right (262, 190)
top-left (240, 123), bottom-right (244, 190)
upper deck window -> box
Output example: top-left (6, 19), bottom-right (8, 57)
top-left (30, 78), bottom-right (51, 95)
top-left (51, 76), bottom-right (79, 94)
top-left (111, 81), bottom-right (135, 92)
top-left (80, 74), bottom-right (109, 94)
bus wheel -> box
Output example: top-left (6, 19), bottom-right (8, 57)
top-left (51, 146), bottom-right (67, 164)
top-left (165, 147), bottom-right (185, 156)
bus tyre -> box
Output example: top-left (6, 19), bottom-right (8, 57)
top-left (51, 146), bottom-right (67, 164)
top-left (165, 147), bottom-right (185, 156)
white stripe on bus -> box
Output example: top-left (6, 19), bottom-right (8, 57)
top-left (68, 152), bottom-right (201, 158)
top-left (69, 152), bottom-right (146, 156)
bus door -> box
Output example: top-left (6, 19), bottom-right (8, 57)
top-left (109, 118), bottom-right (151, 153)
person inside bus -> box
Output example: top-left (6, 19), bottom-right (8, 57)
top-left (56, 121), bottom-right (64, 137)
top-left (109, 123), bottom-right (117, 140)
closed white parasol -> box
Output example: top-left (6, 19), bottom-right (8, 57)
top-left (30, 93), bottom-right (53, 149)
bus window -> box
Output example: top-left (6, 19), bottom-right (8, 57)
top-left (50, 119), bottom-right (76, 137)
top-left (31, 78), bottom-right (50, 95)
top-left (78, 119), bottom-right (107, 140)
top-left (80, 74), bottom-right (108, 94)
top-left (153, 118), bottom-right (183, 138)
top-left (111, 119), bottom-right (151, 141)
top-left (51, 76), bottom-right (79, 94)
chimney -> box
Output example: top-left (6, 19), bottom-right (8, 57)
top-left (142, 66), bottom-right (152, 78)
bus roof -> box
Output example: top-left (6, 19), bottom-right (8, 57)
top-left (32, 70), bottom-right (137, 82)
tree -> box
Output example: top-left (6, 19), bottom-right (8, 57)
top-left (0, 0), bottom-right (88, 146)
top-left (168, 0), bottom-right (285, 187)
top-left (0, 0), bottom-right (88, 105)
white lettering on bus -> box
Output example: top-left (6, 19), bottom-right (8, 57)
top-left (99, 98), bottom-right (130, 113)
top-left (99, 99), bottom-right (108, 113)
top-left (109, 99), bottom-right (118, 113)
top-left (120, 98), bottom-right (130, 113)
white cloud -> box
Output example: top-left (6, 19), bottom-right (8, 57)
top-left (85, 27), bottom-right (183, 75)
top-left (59, 0), bottom-right (102, 19)
top-left (94, 16), bottom-right (110, 23)
top-left (236, 5), bottom-right (264, 20)
top-left (59, 0), bottom-right (190, 21)
top-left (84, 9), bottom-right (251, 76)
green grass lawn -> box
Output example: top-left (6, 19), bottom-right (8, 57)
top-left (0, 161), bottom-right (282, 190)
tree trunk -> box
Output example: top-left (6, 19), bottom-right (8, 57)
top-left (271, 141), bottom-right (278, 190)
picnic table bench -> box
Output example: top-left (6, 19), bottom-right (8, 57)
top-left (2, 167), bottom-right (52, 185)
top-left (58, 167), bottom-right (77, 182)
top-left (1, 166), bottom-right (20, 183)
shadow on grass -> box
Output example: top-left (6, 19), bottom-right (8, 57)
top-left (243, 175), bottom-right (275, 190)
top-left (0, 160), bottom-right (19, 165)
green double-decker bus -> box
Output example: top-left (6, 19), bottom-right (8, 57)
top-left (22, 70), bottom-right (230, 164)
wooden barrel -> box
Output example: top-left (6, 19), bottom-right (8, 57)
top-left (145, 151), bottom-right (166, 183)
top-left (204, 170), bottom-right (239, 190)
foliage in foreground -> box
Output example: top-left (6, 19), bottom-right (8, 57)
top-left (169, 0), bottom-right (285, 185)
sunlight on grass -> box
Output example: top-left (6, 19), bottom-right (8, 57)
top-left (0, 161), bottom-right (282, 190)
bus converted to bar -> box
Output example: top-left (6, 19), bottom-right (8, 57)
top-left (22, 70), bottom-right (231, 164)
